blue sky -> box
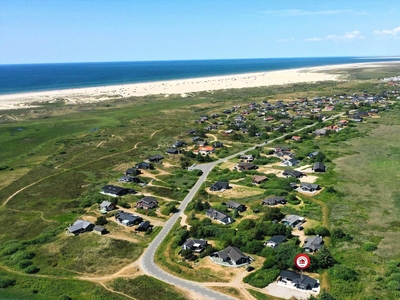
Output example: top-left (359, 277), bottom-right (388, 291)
top-left (1, 0), bottom-right (399, 64)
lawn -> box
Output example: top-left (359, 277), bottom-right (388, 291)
top-left (109, 275), bottom-right (188, 300)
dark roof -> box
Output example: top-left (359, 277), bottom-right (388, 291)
top-left (141, 196), bottom-right (157, 203)
top-left (304, 236), bottom-right (324, 251)
top-left (101, 185), bottom-right (133, 196)
top-left (313, 162), bottom-right (325, 171)
top-left (237, 162), bottom-right (258, 170)
top-left (206, 208), bottom-right (234, 223)
top-left (216, 246), bottom-right (248, 263)
top-left (166, 147), bottom-right (179, 154)
top-left (116, 211), bottom-right (142, 223)
top-left (126, 167), bottom-right (140, 175)
top-left (148, 154), bottom-right (164, 161)
top-left (136, 221), bottom-right (151, 230)
top-left (93, 225), bottom-right (106, 233)
top-left (226, 201), bottom-right (244, 209)
top-left (267, 235), bottom-right (287, 244)
top-left (182, 239), bottom-right (208, 249)
top-left (136, 162), bottom-right (153, 169)
top-left (280, 270), bottom-right (318, 288)
top-left (67, 220), bottom-right (94, 233)
top-left (210, 181), bottom-right (229, 191)
top-left (300, 183), bottom-right (320, 190)
top-left (263, 196), bottom-right (286, 205)
top-left (283, 170), bottom-right (303, 178)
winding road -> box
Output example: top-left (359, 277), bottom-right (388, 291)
top-left (139, 113), bottom-right (343, 299)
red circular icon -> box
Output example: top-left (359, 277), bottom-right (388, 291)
top-left (294, 253), bottom-right (310, 270)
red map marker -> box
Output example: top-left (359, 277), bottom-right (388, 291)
top-left (294, 253), bottom-right (310, 270)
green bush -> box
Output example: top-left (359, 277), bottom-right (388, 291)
top-left (95, 216), bottom-right (108, 225)
top-left (25, 265), bottom-right (40, 274)
top-left (243, 268), bottom-right (280, 288)
top-left (18, 259), bottom-right (33, 269)
top-left (363, 242), bottom-right (377, 252)
top-left (0, 277), bottom-right (16, 288)
top-left (330, 265), bottom-right (358, 281)
top-left (1, 242), bottom-right (25, 256)
top-left (315, 226), bottom-right (330, 237)
top-left (58, 295), bottom-right (72, 300)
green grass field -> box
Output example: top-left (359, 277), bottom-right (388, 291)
top-left (1, 68), bottom-right (400, 299)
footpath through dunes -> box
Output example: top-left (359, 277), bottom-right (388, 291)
top-left (139, 114), bottom-right (343, 299)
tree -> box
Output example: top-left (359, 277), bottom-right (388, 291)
top-left (331, 228), bottom-right (346, 239)
top-left (314, 152), bottom-right (326, 162)
top-left (95, 216), bottom-right (108, 226)
top-left (315, 226), bottom-right (330, 237)
top-left (319, 290), bottom-right (336, 300)
top-left (315, 246), bottom-right (336, 269)
top-left (193, 199), bottom-right (204, 211)
top-left (232, 208), bottom-right (239, 218)
top-left (262, 207), bottom-right (284, 222)
top-left (248, 124), bottom-right (259, 137)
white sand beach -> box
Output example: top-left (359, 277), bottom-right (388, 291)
top-left (0, 61), bottom-right (399, 110)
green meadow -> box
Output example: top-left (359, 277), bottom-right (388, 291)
top-left (1, 65), bottom-right (400, 299)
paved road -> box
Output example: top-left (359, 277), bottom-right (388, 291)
top-left (140, 113), bottom-right (343, 299)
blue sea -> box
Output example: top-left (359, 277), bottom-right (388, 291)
top-left (0, 57), bottom-right (399, 95)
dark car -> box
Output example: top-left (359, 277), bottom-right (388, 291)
top-left (298, 226), bottom-right (304, 231)
top-left (246, 266), bottom-right (255, 272)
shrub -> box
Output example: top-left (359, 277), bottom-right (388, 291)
top-left (58, 295), bottom-right (72, 300)
top-left (119, 201), bottom-right (131, 209)
top-left (304, 227), bottom-right (316, 235)
top-left (0, 277), bottom-right (16, 288)
top-left (315, 226), bottom-right (330, 237)
top-left (95, 216), bottom-right (108, 225)
top-left (363, 242), bottom-right (377, 252)
top-left (330, 265), bottom-right (358, 281)
top-left (243, 268), bottom-right (280, 288)
top-left (18, 259), bottom-right (33, 269)
top-left (1, 243), bottom-right (25, 256)
top-left (25, 265), bottom-right (40, 274)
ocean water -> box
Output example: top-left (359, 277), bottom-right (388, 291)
top-left (0, 57), bottom-right (398, 95)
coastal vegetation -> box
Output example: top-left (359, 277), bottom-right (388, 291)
top-left (0, 65), bottom-right (400, 299)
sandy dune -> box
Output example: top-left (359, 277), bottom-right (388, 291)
top-left (0, 61), bottom-right (398, 110)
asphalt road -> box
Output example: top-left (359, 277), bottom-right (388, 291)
top-left (140, 113), bottom-right (343, 299)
